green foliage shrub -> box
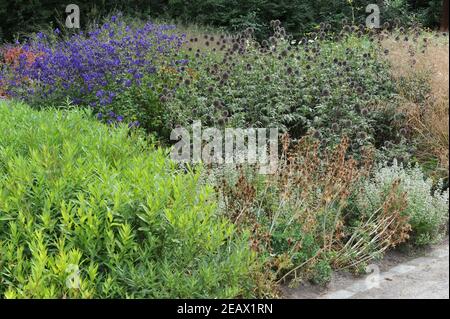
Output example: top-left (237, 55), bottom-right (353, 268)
top-left (165, 27), bottom-right (400, 156)
top-left (356, 160), bottom-right (449, 246)
top-left (0, 100), bottom-right (257, 298)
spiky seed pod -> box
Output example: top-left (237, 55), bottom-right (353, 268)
top-left (332, 123), bottom-right (340, 132)
top-left (361, 108), bottom-right (369, 116)
top-left (357, 131), bottom-right (366, 140)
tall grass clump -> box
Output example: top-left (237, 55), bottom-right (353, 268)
top-left (0, 100), bottom-right (257, 298)
top-left (382, 30), bottom-right (449, 181)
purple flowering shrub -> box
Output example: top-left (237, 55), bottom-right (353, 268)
top-left (0, 16), bottom-right (186, 135)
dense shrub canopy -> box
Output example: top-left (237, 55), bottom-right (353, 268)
top-left (0, 101), bottom-right (256, 298)
top-left (0, 0), bottom-right (444, 42)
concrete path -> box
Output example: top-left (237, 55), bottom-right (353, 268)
top-left (283, 239), bottom-right (449, 299)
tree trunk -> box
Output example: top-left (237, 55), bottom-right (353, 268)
top-left (441, 0), bottom-right (449, 31)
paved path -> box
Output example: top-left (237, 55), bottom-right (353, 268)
top-left (284, 240), bottom-right (449, 299)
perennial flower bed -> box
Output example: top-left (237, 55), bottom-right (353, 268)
top-left (0, 13), bottom-right (448, 299)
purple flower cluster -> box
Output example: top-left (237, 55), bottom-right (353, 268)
top-left (1, 16), bottom-right (185, 123)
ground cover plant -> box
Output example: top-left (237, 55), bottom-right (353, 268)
top-left (355, 161), bottom-right (449, 246)
top-left (206, 134), bottom-right (419, 285)
top-left (0, 100), bottom-right (259, 298)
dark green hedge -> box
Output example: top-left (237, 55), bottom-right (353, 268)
top-left (0, 0), bottom-right (444, 42)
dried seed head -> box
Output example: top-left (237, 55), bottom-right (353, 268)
top-left (313, 130), bottom-right (322, 140)
top-left (357, 131), bottom-right (366, 140)
top-left (213, 100), bottom-right (222, 108)
top-left (361, 108), bottom-right (369, 116)
top-left (332, 123), bottom-right (340, 132)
